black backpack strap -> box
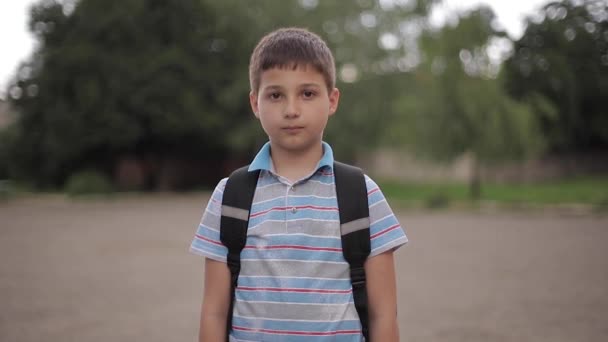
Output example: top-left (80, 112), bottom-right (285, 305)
top-left (220, 165), bottom-right (260, 341)
top-left (334, 161), bottom-right (371, 341)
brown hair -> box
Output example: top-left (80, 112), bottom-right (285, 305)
top-left (249, 27), bottom-right (336, 93)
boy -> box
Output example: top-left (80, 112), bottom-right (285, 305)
top-left (190, 27), bottom-right (408, 342)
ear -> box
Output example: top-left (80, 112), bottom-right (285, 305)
top-left (328, 87), bottom-right (340, 116)
top-left (249, 91), bottom-right (260, 119)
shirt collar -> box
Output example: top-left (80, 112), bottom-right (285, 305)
top-left (248, 141), bottom-right (334, 172)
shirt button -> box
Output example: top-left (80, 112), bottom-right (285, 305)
top-left (291, 207), bottom-right (297, 214)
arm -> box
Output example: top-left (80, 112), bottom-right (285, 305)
top-left (199, 258), bottom-right (231, 342)
top-left (365, 250), bottom-right (400, 342)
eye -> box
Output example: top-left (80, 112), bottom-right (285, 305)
top-left (268, 92), bottom-right (282, 100)
top-left (302, 90), bottom-right (316, 99)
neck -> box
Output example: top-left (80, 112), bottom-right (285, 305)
top-left (270, 142), bottom-right (324, 182)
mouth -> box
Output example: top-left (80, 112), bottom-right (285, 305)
top-left (282, 126), bottom-right (304, 133)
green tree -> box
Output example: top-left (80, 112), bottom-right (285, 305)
top-left (3, 0), bottom-right (436, 189)
top-left (392, 7), bottom-right (544, 199)
top-left (503, 0), bottom-right (608, 153)
top-left (5, 0), bottom-right (257, 188)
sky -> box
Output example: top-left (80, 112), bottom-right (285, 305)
top-left (0, 0), bottom-right (553, 100)
top-left (429, 0), bottom-right (552, 34)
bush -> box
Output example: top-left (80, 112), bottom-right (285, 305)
top-left (425, 193), bottom-right (450, 209)
top-left (64, 170), bottom-right (114, 196)
top-left (0, 179), bottom-right (15, 201)
top-left (595, 197), bottom-right (608, 213)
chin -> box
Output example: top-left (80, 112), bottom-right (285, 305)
top-left (275, 140), bottom-right (314, 152)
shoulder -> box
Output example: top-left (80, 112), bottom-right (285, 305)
top-left (363, 174), bottom-right (389, 209)
top-left (214, 177), bottom-right (228, 192)
top-left (363, 173), bottom-right (381, 194)
top-left (209, 177), bottom-right (228, 202)
top-left (332, 162), bottom-right (382, 196)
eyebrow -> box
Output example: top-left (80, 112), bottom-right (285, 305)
top-left (262, 85), bottom-right (283, 91)
top-left (262, 83), bottom-right (322, 91)
top-left (298, 83), bottom-right (322, 88)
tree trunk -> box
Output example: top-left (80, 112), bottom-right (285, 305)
top-left (470, 154), bottom-right (482, 200)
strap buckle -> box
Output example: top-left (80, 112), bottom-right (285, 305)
top-left (350, 266), bottom-right (366, 287)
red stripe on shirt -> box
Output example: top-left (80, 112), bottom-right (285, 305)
top-left (232, 325), bottom-right (360, 336)
top-left (237, 286), bottom-right (352, 294)
top-left (243, 245), bottom-right (341, 252)
top-left (195, 234), bottom-right (223, 247)
top-left (367, 187), bottom-right (379, 196)
top-left (370, 224), bottom-right (400, 240)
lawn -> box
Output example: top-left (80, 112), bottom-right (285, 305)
top-left (378, 176), bottom-right (608, 209)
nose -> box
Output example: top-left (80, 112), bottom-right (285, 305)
top-left (284, 97), bottom-right (300, 118)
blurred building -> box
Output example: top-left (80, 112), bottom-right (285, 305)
top-left (360, 148), bottom-right (608, 183)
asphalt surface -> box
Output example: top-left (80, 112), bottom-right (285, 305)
top-left (1, 194), bottom-right (607, 341)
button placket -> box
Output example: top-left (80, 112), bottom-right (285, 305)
top-left (285, 181), bottom-right (299, 235)
top-left (289, 183), bottom-right (297, 215)
top-left (279, 180), bottom-right (290, 232)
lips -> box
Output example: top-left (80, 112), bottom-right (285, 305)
top-left (282, 126), bottom-right (304, 133)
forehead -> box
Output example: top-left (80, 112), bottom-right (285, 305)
top-left (258, 64), bottom-right (326, 89)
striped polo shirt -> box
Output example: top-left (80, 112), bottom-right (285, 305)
top-left (190, 141), bottom-right (408, 342)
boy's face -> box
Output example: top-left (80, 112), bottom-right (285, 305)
top-left (250, 65), bottom-right (340, 155)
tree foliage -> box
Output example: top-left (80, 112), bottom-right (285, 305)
top-left (388, 7), bottom-right (544, 198)
top-left (503, 0), bottom-right (608, 153)
top-left (3, 0), bottom-right (602, 191)
top-left (6, 0), bottom-right (258, 187)
top-left (2, 0), bottom-right (433, 188)
top-left (419, 8), bottom-right (543, 162)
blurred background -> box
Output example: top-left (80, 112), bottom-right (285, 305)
top-left (0, 0), bottom-right (607, 341)
top-left (0, 0), bottom-right (606, 201)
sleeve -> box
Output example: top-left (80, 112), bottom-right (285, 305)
top-left (189, 178), bottom-right (229, 263)
top-left (365, 174), bottom-right (408, 258)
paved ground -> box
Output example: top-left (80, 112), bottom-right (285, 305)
top-left (1, 194), bottom-right (607, 341)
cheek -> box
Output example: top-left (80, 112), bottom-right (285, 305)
top-left (257, 116), bottom-right (273, 136)
top-left (313, 103), bottom-right (331, 121)
top-left (257, 101), bottom-right (276, 115)
top-left (257, 108), bottom-right (279, 130)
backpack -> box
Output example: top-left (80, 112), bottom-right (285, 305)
top-left (220, 161), bottom-right (371, 341)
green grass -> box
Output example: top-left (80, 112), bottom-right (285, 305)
top-left (378, 176), bottom-right (608, 209)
